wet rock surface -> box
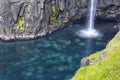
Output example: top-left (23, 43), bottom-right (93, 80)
top-left (0, 0), bottom-right (120, 41)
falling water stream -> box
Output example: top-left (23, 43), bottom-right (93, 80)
top-left (88, 0), bottom-right (97, 30)
top-left (76, 0), bottom-right (99, 38)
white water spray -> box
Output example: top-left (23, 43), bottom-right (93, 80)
top-left (76, 0), bottom-right (100, 38)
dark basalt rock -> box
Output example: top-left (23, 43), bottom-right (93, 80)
top-left (0, 0), bottom-right (120, 41)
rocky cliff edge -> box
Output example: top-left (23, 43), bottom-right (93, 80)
top-left (0, 0), bottom-right (120, 41)
top-left (72, 31), bottom-right (120, 80)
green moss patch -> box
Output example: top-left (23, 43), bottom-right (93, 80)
top-left (72, 32), bottom-right (120, 80)
top-left (16, 17), bottom-right (29, 32)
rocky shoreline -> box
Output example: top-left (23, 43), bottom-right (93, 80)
top-left (72, 31), bottom-right (120, 80)
top-left (0, 0), bottom-right (120, 41)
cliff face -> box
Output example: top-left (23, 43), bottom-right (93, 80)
top-left (0, 0), bottom-right (120, 40)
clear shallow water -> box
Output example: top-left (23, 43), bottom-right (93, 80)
top-left (0, 23), bottom-right (119, 80)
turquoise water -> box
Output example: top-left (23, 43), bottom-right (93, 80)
top-left (0, 23), bottom-right (118, 80)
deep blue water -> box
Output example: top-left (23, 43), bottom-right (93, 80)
top-left (0, 23), bottom-right (119, 80)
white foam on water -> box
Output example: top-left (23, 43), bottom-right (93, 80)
top-left (76, 0), bottom-right (100, 38)
top-left (76, 28), bottom-right (100, 38)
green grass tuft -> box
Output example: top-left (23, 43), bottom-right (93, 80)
top-left (72, 32), bottom-right (120, 80)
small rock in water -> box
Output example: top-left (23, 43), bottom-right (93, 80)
top-left (61, 44), bottom-right (66, 48)
top-left (27, 67), bottom-right (34, 72)
top-left (78, 42), bottom-right (86, 46)
top-left (64, 41), bottom-right (71, 45)
top-left (21, 46), bottom-right (26, 49)
top-left (74, 54), bottom-right (80, 58)
top-left (96, 42), bottom-right (106, 46)
top-left (75, 39), bottom-right (81, 43)
top-left (53, 43), bottom-right (62, 51)
top-left (95, 42), bottom-right (102, 45)
top-left (37, 44), bottom-right (42, 47)
top-left (58, 66), bottom-right (65, 71)
top-left (30, 57), bottom-right (36, 61)
top-left (36, 75), bottom-right (43, 79)
top-left (44, 43), bottom-right (51, 48)
top-left (35, 48), bottom-right (40, 53)
top-left (59, 56), bottom-right (66, 62)
top-left (37, 66), bottom-right (43, 70)
top-left (37, 69), bottom-right (43, 73)
top-left (26, 72), bottom-right (32, 76)
top-left (14, 62), bottom-right (21, 66)
top-left (67, 56), bottom-right (73, 63)
top-left (21, 61), bottom-right (28, 64)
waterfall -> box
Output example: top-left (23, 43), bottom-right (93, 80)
top-left (76, 0), bottom-right (100, 38)
top-left (88, 0), bottom-right (97, 30)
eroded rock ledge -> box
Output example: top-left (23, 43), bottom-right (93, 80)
top-left (0, 0), bottom-right (120, 41)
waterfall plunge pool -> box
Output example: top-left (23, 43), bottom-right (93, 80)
top-left (0, 22), bottom-right (119, 80)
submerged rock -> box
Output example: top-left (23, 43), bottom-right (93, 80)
top-left (0, 0), bottom-right (120, 41)
top-left (25, 72), bottom-right (33, 76)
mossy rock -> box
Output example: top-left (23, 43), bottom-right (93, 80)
top-left (72, 32), bottom-right (120, 80)
top-left (16, 17), bottom-right (29, 32)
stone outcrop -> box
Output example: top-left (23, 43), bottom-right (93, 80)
top-left (0, 0), bottom-right (120, 41)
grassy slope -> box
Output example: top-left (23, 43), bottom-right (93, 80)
top-left (72, 32), bottom-right (120, 80)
